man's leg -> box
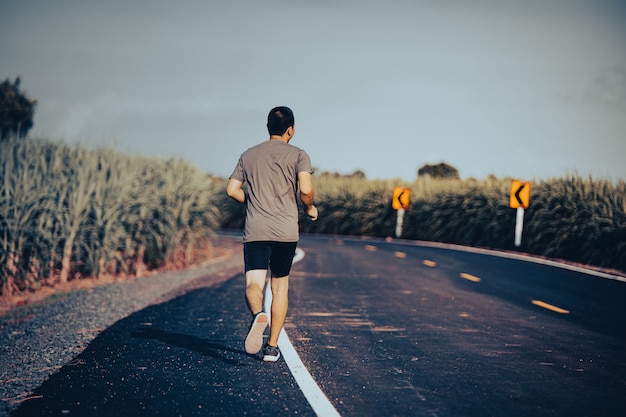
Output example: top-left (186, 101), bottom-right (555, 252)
top-left (267, 274), bottom-right (289, 347)
top-left (244, 269), bottom-right (268, 354)
top-left (245, 269), bottom-right (267, 315)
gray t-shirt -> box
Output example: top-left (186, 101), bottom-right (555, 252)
top-left (229, 139), bottom-right (313, 243)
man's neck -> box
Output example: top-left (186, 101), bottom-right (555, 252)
top-left (269, 135), bottom-right (289, 143)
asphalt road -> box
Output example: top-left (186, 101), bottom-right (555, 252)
top-left (12, 236), bottom-right (626, 416)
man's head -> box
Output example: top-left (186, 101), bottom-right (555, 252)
top-left (267, 106), bottom-right (295, 136)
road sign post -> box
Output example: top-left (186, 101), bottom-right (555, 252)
top-left (514, 207), bottom-right (524, 247)
top-left (510, 180), bottom-right (530, 247)
top-left (392, 187), bottom-right (410, 238)
top-left (395, 208), bottom-right (405, 238)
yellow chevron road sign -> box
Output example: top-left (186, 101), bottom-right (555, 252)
top-left (392, 187), bottom-right (410, 210)
top-left (510, 180), bottom-right (530, 209)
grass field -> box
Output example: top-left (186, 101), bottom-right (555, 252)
top-left (2, 138), bottom-right (624, 301)
top-left (1, 138), bottom-right (221, 299)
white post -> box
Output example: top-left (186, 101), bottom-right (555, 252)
top-left (514, 207), bottom-right (525, 247)
top-left (395, 208), bottom-right (405, 238)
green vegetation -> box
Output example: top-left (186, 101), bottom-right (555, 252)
top-left (1, 138), bottom-right (221, 298)
top-left (2, 138), bottom-right (624, 301)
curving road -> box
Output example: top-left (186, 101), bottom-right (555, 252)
top-left (12, 235), bottom-right (626, 416)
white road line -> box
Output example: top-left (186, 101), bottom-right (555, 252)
top-left (264, 248), bottom-right (341, 417)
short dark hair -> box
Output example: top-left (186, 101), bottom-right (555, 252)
top-left (267, 106), bottom-right (294, 136)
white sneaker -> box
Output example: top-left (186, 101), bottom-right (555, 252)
top-left (244, 312), bottom-right (268, 354)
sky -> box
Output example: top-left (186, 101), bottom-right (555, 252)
top-left (1, 0), bottom-right (625, 181)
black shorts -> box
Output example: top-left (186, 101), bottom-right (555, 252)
top-left (244, 241), bottom-right (298, 277)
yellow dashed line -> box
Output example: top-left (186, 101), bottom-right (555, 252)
top-left (372, 326), bottom-right (405, 332)
top-left (422, 260), bottom-right (437, 267)
top-left (365, 245), bottom-right (377, 252)
top-left (531, 300), bottom-right (570, 314)
top-left (394, 251), bottom-right (407, 258)
top-left (460, 272), bottom-right (481, 282)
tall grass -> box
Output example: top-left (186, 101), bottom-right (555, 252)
top-left (524, 176), bottom-right (626, 270)
top-left (301, 175), bottom-right (399, 236)
top-left (0, 138), bottom-right (221, 298)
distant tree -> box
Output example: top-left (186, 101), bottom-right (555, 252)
top-left (417, 162), bottom-right (460, 179)
top-left (0, 77), bottom-right (37, 140)
top-left (318, 169), bottom-right (367, 179)
top-left (348, 169), bottom-right (367, 179)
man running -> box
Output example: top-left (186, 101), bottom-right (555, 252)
top-left (226, 106), bottom-right (318, 362)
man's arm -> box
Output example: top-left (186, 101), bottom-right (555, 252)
top-left (226, 178), bottom-right (246, 204)
top-left (298, 171), bottom-right (318, 221)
